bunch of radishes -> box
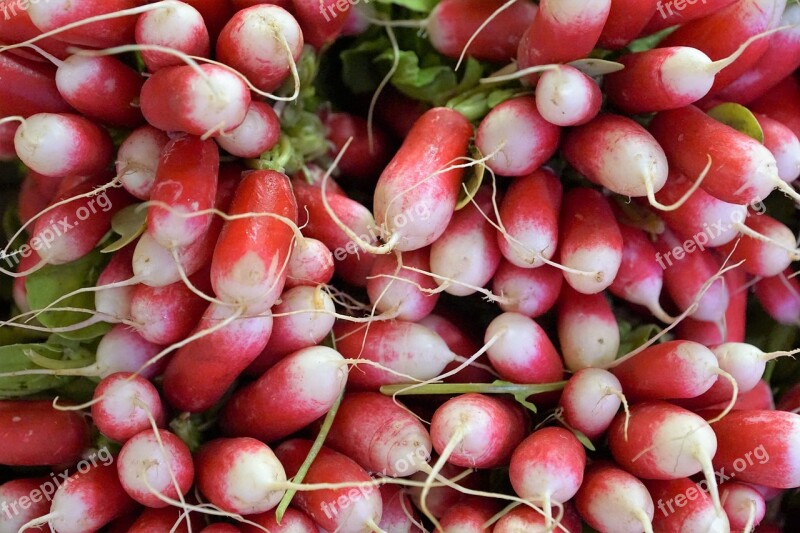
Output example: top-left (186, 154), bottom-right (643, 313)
top-left (1, 0), bottom-right (800, 531)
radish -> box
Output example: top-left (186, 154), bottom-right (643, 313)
top-left (116, 125), bottom-right (170, 201)
top-left (135, 0), bottom-right (211, 72)
top-left (534, 65), bottom-right (603, 127)
top-left (0, 123), bottom-right (17, 161)
top-left (92, 325), bottom-right (166, 379)
top-left (0, 7), bottom-right (70, 61)
top-left (139, 63), bottom-right (251, 137)
top-left (407, 462), bottom-right (479, 518)
top-left (720, 482), bottom-right (766, 531)
top-left (677, 268), bottom-right (748, 345)
top-left (642, 0), bottom-right (736, 34)
top-left (574, 462), bottom-right (655, 533)
top-left (557, 285), bottom-right (619, 370)
top-left (215, 4), bottom-right (303, 93)
top-left (597, 0), bottom-right (658, 50)
top-left (649, 104), bottom-right (796, 204)
top-left (18, 172), bottom-right (56, 226)
top-left (322, 112), bottom-right (392, 185)
top-left (0, 477), bottom-right (51, 533)
top-left (508, 427), bottom-right (586, 527)
top-left (162, 302), bottom-right (273, 412)
top-left (210, 169), bottom-right (298, 316)
top-left (90, 372), bottom-right (166, 444)
top-left (495, 167), bottom-right (562, 269)
top-left (493, 260), bottom-right (563, 318)
top-left (430, 393), bottom-right (527, 469)
top-left (418, 313), bottom-right (495, 384)
top-left (372, 107), bottom-right (473, 252)
top-left (645, 478), bottom-right (730, 533)
top-left (240, 507), bottom-right (318, 533)
top-left (245, 285), bottom-right (336, 374)
top-left (562, 114), bottom-right (671, 206)
top-left (275, 439), bottom-right (384, 532)
top-left (484, 311), bottom-right (564, 384)
top-left (285, 237), bottom-right (335, 288)
top-left (0, 54), bottom-right (73, 119)
top-left (756, 112), bottom-right (800, 183)
top-left (195, 437), bottom-right (287, 515)
top-left (215, 100), bottom-right (281, 158)
top-left (182, 0), bottom-right (235, 44)
top-left (221, 346), bottom-right (347, 441)
top-left (366, 247), bottom-right (439, 321)
top-left (13, 113), bottom-right (114, 179)
top-left (95, 246), bottom-right (136, 323)
top-left (494, 502), bottom-right (583, 533)
top-left (325, 392), bottom-right (432, 477)
top-left (559, 368), bottom-right (624, 441)
top-left (716, 379), bottom-right (775, 411)
top-left (719, 213), bottom-right (799, 278)
top-left (26, 0), bottom-right (141, 48)
top-left (292, 0), bottom-right (351, 49)
top-left (754, 269), bottom-right (800, 325)
top-left (377, 485), bottom-right (423, 533)
top-left (0, 400), bottom-right (88, 466)
top-left (559, 187), bottom-right (623, 294)
top-left (438, 497), bottom-right (500, 533)
top-left (117, 428), bottom-right (194, 508)
top-left (429, 187), bottom-right (502, 297)
top-left (475, 96), bottom-right (561, 177)
top-left (750, 74), bottom-right (800, 139)
top-left (778, 383), bottom-right (800, 413)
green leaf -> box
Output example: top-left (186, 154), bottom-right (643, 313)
top-left (101, 203), bottom-right (147, 253)
top-left (371, 0), bottom-right (437, 12)
top-left (626, 26), bottom-right (678, 53)
top-left (618, 322), bottom-right (664, 357)
top-left (707, 103), bottom-right (764, 143)
top-left (375, 48), bottom-right (459, 103)
top-left (25, 249), bottom-right (112, 341)
top-left (455, 145), bottom-right (485, 210)
top-left (0, 343), bottom-right (73, 396)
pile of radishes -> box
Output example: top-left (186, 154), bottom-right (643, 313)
top-left (1, 0), bottom-right (800, 531)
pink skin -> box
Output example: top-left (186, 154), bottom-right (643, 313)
top-left (26, 0), bottom-right (140, 47)
top-left (334, 320), bottom-right (455, 390)
top-left (649, 104), bottom-right (783, 204)
top-left (408, 462), bottom-right (479, 518)
top-left (14, 113), bottom-right (113, 179)
top-left (378, 485), bottom-right (423, 533)
top-left (240, 508), bottom-right (318, 533)
top-left (650, 170), bottom-right (745, 248)
top-left (292, 0), bottom-right (350, 49)
top-left (293, 182), bottom-right (377, 287)
top-left (516, 0), bottom-right (611, 78)
top-left (494, 502), bottom-right (583, 533)
top-left (756, 113), bottom-right (800, 183)
top-left (720, 482), bottom-right (766, 531)
top-left (0, 8), bottom-right (71, 61)
top-left (712, 379), bottom-right (774, 411)
top-left (558, 285), bottom-right (619, 370)
top-left (196, 438), bottom-right (287, 515)
top-left (162, 303), bottom-right (273, 413)
top-left (643, 0), bottom-right (736, 33)
top-left (147, 135), bottom-right (219, 250)
top-left (0, 122), bottom-right (18, 160)
top-left (509, 427), bottom-right (586, 515)
top-left (485, 312), bottom-right (563, 384)
top-left (366, 247), bottom-right (439, 321)
top-left (535, 65), bottom-right (602, 127)
top-left (275, 439), bottom-right (383, 533)
top-left (574, 462), bottom-right (655, 533)
top-left (94, 325), bottom-right (167, 379)
top-left (439, 497), bottom-right (501, 533)
top-left (559, 368), bottom-right (623, 441)
top-left (754, 269), bottom-right (800, 325)
top-left (430, 393), bottom-right (527, 468)
top-left (492, 260), bottom-right (562, 318)
top-left (562, 113), bottom-right (669, 199)
top-left (559, 188), bottom-right (623, 295)
top-left (284, 237), bottom-right (335, 288)
top-left (750, 75), bottom-right (800, 139)
top-left (655, 228), bottom-right (729, 322)
top-left (610, 340), bottom-right (721, 402)
top-left (116, 125), bottom-right (170, 200)
top-left (0, 478), bottom-right (51, 532)
top-left (418, 313), bottom-right (495, 384)
top-left (49, 464), bottom-right (138, 533)
top-left (0, 400), bottom-right (89, 466)
top-left (475, 96), bottom-right (561, 177)
top-left (659, 0), bottom-right (785, 97)
top-left (322, 112), bottom-right (392, 185)
top-left (374, 107), bottom-right (473, 252)
top-left (55, 55), bottom-right (144, 128)
top-left (94, 243), bottom-right (136, 322)
top-left (221, 346), bottom-right (347, 442)
top-left (495, 167), bottom-right (562, 268)
top-left (215, 101), bottom-right (281, 158)
top-left (778, 382), bottom-right (800, 412)
top-left (140, 64), bottom-right (251, 137)
top-left (324, 392), bottom-right (432, 477)
top-left (719, 214), bottom-right (798, 278)
top-left (0, 54), bottom-right (72, 119)
top-left (245, 285), bottom-right (336, 375)
top-left (597, 0), bottom-right (658, 49)
top-left (135, 1), bottom-right (210, 72)
top-left (117, 429), bottom-right (194, 507)
top-left (429, 187), bottom-right (502, 297)
top-left (427, 0), bottom-right (537, 62)
top-left (91, 372), bottom-right (166, 444)
top-left (701, 409), bottom-right (800, 488)
top-left (645, 478), bottom-right (730, 533)
top-left (215, 4), bottom-right (304, 93)
top-left (18, 171), bottom-right (56, 225)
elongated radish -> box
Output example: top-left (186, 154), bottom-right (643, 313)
top-left (215, 101), bottom-right (281, 158)
top-left (757, 112), bottom-right (800, 183)
top-left (26, 0), bottom-right (141, 48)
top-left (195, 437), bottom-right (287, 515)
top-left (677, 267), bottom-right (748, 345)
top-left (559, 368), bottom-right (624, 440)
top-left (292, 0), bottom-right (350, 49)
top-left (13, 113), bottom-right (114, 179)
top-left (285, 237), bottom-right (335, 288)
top-left (718, 379), bottom-right (775, 411)
top-left (0, 477), bottom-right (51, 533)
top-left (116, 125), bottom-right (170, 200)
top-left (210, 169), bottom-right (298, 315)
top-left (0, 400), bottom-right (88, 466)
top-left (221, 345), bottom-right (347, 441)
top-left (484, 311), bottom-right (563, 384)
top-left (322, 112), bottom-right (392, 185)
top-left (574, 462), bottom-right (655, 533)
top-left (719, 213), bottom-right (798, 278)
top-left (558, 286), bottom-right (619, 370)
top-left (597, 0), bottom-right (658, 50)
top-left (754, 269), bottom-right (800, 325)
top-left (325, 392), bottom-right (432, 477)
top-left (135, 1), bottom-right (210, 72)
top-left (91, 372), bottom-right (166, 444)
top-left (419, 313), bottom-right (495, 384)
top-left (366, 248), bottom-right (439, 320)
top-left (475, 96), bottom-right (561, 177)
top-left (216, 4), bottom-right (303, 93)
top-left (373, 107), bottom-right (473, 252)
top-left (645, 478), bottom-right (730, 533)
top-left (534, 65), bottom-right (602, 127)
top-left (642, 0), bottom-right (736, 34)
top-left (0, 54), bottom-right (74, 121)
top-left (720, 482), bottom-right (765, 532)
top-left (94, 325), bottom-right (166, 379)
top-left (750, 74), bottom-right (800, 140)
top-left (493, 260), bottom-right (562, 318)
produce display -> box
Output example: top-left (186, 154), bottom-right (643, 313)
top-left (2, 0), bottom-right (800, 531)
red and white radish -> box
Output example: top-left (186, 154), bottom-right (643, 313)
top-left (559, 368), bottom-right (624, 441)
top-left (91, 372), bottom-right (166, 444)
top-left (484, 311), bottom-right (563, 384)
top-left (557, 285), bottom-right (619, 370)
